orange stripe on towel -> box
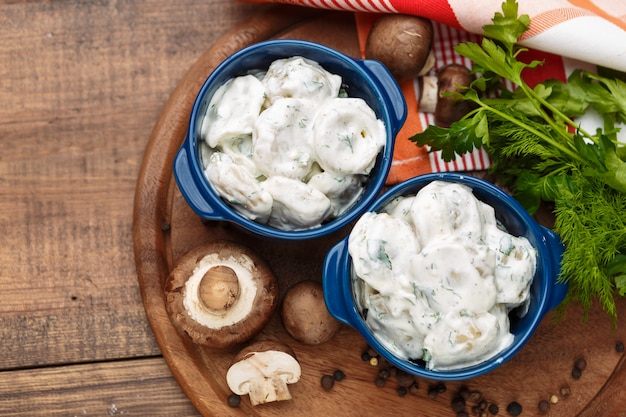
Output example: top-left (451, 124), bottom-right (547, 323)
top-left (386, 79), bottom-right (432, 184)
top-left (568, 0), bottom-right (626, 32)
top-left (521, 8), bottom-right (594, 39)
top-left (355, 13), bottom-right (432, 184)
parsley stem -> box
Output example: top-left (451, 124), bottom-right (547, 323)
top-left (519, 83), bottom-right (597, 144)
top-left (472, 97), bottom-right (586, 164)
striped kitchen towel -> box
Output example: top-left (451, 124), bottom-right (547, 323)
top-left (253, 0), bottom-right (626, 72)
top-left (355, 12), bottom-right (575, 184)
top-left (244, 0), bottom-right (618, 183)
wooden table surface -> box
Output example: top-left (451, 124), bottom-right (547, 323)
top-left (0, 1), bottom-right (258, 415)
top-left (2, 1), bottom-right (626, 417)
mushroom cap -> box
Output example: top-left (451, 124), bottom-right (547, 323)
top-left (434, 64), bottom-right (476, 128)
top-left (365, 14), bottom-right (434, 83)
top-left (280, 280), bottom-right (341, 345)
top-left (165, 240), bottom-right (278, 348)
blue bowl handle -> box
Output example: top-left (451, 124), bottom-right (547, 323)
top-left (359, 59), bottom-right (407, 136)
top-left (173, 146), bottom-right (222, 220)
top-left (539, 225), bottom-right (568, 311)
top-left (323, 239), bottom-right (358, 327)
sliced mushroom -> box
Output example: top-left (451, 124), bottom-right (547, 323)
top-left (165, 240), bottom-right (278, 348)
top-left (226, 340), bottom-right (301, 406)
top-left (419, 64), bottom-right (476, 127)
top-left (280, 280), bottom-right (341, 345)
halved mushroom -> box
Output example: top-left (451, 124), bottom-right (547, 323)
top-left (419, 64), bottom-right (476, 127)
top-left (226, 340), bottom-right (301, 406)
top-left (165, 240), bottom-right (278, 348)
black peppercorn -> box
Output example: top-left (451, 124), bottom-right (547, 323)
top-left (321, 374), bottom-right (335, 390)
top-left (574, 357), bottom-right (587, 371)
top-left (333, 369), bottom-right (346, 381)
top-left (396, 386), bottom-right (407, 397)
top-left (378, 368), bottom-right (391, 380)
top-left (616, 341), bottom-right (624, 353)
top-left (458, 385), bottom-right (471, 400)
top-left (396, 370), bottom-right (416, 388)
top-left (488, 403), bottom-right (499, 415)
top-left (437, 383), bottom-right (447, 394)
top-left (506, 401), bottom-right (522, 416)
top-left (571, 367), bottom-right (582, 379)
top-left (227, 393), bottom-right (241, 408)
top-left (374, 376), bottom-right (386, 388)
top-left (537, 400), bottom-right (550, 414)
top-left (428, 385), bottom-right (439, 399)
top-left (451, 396), bottom-right (466, 412)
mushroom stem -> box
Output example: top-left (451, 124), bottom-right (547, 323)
top-left (198, 265), bottom-right (240, 312)
top-left (248, 373), bottom-right (293, 406)
top-left (419, 75), bottom-right (438, 114)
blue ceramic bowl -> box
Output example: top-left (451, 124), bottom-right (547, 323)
top-left (323, 173), bottom-right (568, 380)
top-left (173, 39), bottom-right (407, 240)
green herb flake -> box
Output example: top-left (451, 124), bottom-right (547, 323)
top-left (339, 132), bottom-right (355, 152)
top-left (369, 239), bottom-right (392, 270)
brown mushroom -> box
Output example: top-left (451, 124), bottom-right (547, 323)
top-left (280, 280), bottom-right (341, 345)
top-left (365, 14), bottom-right (434, 83)
top-left (165, 240), bottom-right (278, 348)
top-left (419, 64), bottom-right (476, 127)
top-left (226, 340), bottom-right (301, 406)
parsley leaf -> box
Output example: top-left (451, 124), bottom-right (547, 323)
top-left (483, 0), bottom-right (530, 52)
top-left (411, 0), bottom-right (626, 323)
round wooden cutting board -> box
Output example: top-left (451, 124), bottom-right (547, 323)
top-left (133, 5), bottom-right (626, 417)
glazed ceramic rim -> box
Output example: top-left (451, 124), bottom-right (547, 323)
top-left (177, 39), bottom-right (407, 240)
top-left (323, 172), bottom-right (566, 380)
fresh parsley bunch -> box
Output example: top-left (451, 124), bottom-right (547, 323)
top-left (411, 0), bottom-right (626, 322)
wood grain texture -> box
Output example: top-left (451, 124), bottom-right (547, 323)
top-left (0, 0), bottom-right (258, 371)
top-left (133, 7), bottom-right (626, 417)
top-left (0, 357), bottom-right (201, 416)
top-left (0, 2), bottom-right (260, 415)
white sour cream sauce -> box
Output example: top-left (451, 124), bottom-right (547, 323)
top-left (349, 181), bottom-right (537, 370)
top-left (199, 56), bottom-right (386, 231)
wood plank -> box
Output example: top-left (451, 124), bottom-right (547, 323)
top-left (0, 0), bottom-right (258, 370)
top-left (0, 357), bottom-right (201, 417)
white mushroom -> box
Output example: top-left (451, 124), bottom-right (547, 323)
top-left (226, 341), bottom-right (302, 406)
